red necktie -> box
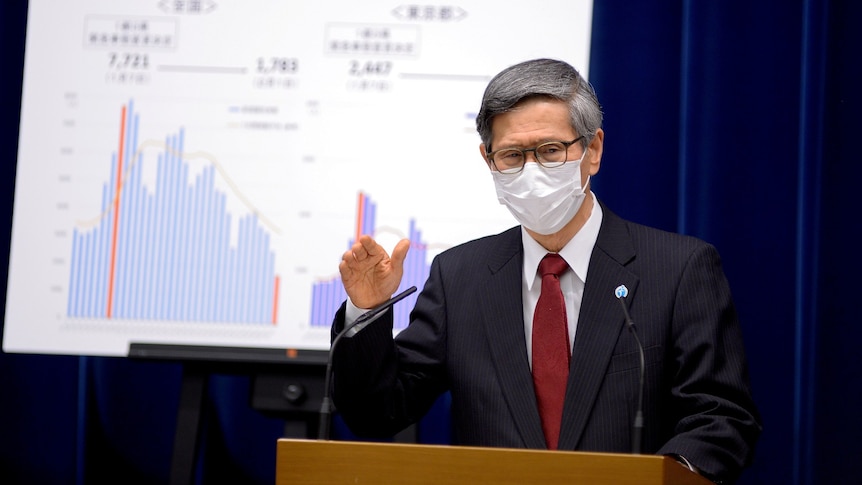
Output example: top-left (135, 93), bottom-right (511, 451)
top-left (532, 253), bottom-right (571, 450)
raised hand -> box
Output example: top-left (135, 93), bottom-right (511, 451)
top-left (339, 235), bottom-right (411, 309)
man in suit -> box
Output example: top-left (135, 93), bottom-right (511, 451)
top-left (331, 58), bottom-right (761, 483)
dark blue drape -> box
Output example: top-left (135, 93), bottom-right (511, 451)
top-left (592, 1), bottom-right (860, 483)
top-left (1, 1), bottom-right (859, 483)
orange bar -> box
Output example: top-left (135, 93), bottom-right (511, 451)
top-left (106, 105), bottom-right (127, 318)
top-left (354, 191), bottom-right (365, 243)
top-left (271, 275), bottom-right (280, 325)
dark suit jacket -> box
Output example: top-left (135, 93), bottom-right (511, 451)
top-left (332, 202), bottom-right (761, 483)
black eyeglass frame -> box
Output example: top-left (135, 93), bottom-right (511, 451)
top-left (486, 136), bottom-right (586, 174)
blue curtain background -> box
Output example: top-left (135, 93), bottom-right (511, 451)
top-left (1, 1), bottom-right (859, 483)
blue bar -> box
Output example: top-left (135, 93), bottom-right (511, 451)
top-left (77, 229), bottom-right (88, 317)
top-left (149, 152), bottom-right (160, 319)
top-left (201, 173), bottom-right (215, 322)
top-left (250, 220), bottom-right (260, 323)
top-left (361, 196), bottom-right (374, 235)
top-left (176, 129), bottom-right (187, 320)
top-left (158, 143), bottom-right (172, 320)
top-left (82, 228), bottom-right (94, 317)
top-left (236, 219), bottom-right (246, 322)
top-left (203, 173), bottom-right (214, 321)
top-left (183, 163), bottom-right (193, 320)
top-left (221, 223), bottom-right (231, 323)
top-left (194, 170), bottom-right (206, 321)
top-left (320, 281), bottom-right (329, 327)
top-left (310, 284), bottom-right (321, 326)
top-left (196, 171), bottom-right (207, 322)
top-left (130, 153), bottom-right (143, 319)
top-left (222, 211), bottom-right (233, 323)
top-left (213, 199), bottom-right (227, 322)
top-left (89, 188), bottom-right (104, 317)
top-left (160, 135), bottom-right (173, 320)
top-left (318, 281), bottom-right (328, 328)
top-left (155, 139), bottom-right (166, 320)
top-left (233, 218), bottom-right (243, 323)
top-left (250, 218), bottom-right (261, 323)
top-left (251, 218), bottom-right (262, 322)
top-left (256, 225), bottom-right (267, 323)
top-left (238, 217), bottom-right (249, 322)
top-left (127, 115), bottom-right (142, 319)
top-left (68, 229), bottom-right (79, 317)
top-left (153, 148), bottom-right (165, 320)
top-left (174, 158), bottom-right (190, 321)
top-left (120, 102), bottom-right (136, 318)
top-left (164, 133), bottom-right (179, 320)
top-left (188, 174), bottom-right (202, 320)
top-left (116, 147), bottom-right (133, 318)
top-left (140, 184), bottom-right (153, 320)
top-left (209, 188), bottom-right (223, 322)
top-left (87, 229), bottom-right (97, 318)
top-left (131, 152), bottom-right (143, 318)
top-left (122, 110), bottom-right (134, 318)
top-left (142, 157), bottom-right (155, 320)
top-left (144, 158), bottom-right (159, 320)
top-left (187, 175), bottom-right (196, 320)
top-left (131, 152), bottom-right (149, 318)
top-left (204, 191), bottom-right (216, 323)
top-left (95, 194), bottom-right (106, 318)
top-left (115, 163), bottom-right (126, 318)
top-left (192, 174), bottom-right (204, 320)
top-left (226, 246), bottom-right (236, 323)
top-left (247, 218), bottom-right (257, 323)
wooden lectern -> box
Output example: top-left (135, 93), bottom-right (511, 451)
top-left (276, 439), bottom-right (712, 484)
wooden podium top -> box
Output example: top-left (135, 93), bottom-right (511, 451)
top-left (276, 439), bottom-right (711, 485)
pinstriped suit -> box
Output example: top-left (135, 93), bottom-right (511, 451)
top-left (332, 201), bottom-right (761, 482)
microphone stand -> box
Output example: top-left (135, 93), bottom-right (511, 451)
top-left (616, 292), bottom-right (645, 454)
top-left (317, 286), bottom-right (417, 440)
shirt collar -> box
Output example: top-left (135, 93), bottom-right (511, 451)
top-left (523, 192), bottom-right (603, 290)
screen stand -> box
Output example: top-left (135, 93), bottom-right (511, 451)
top-left (127, 344), bottom-right (333, 482)
top-left (170, 363), bottom-right (208, 485)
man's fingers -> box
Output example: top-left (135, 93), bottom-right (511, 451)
top-left (357, 235), bottom-right (383, 258)
top-left (390, 239), bottom-right (411, 267)
top-left (347, 235), bottom-right (382, 263)
top-left (343, 235), bottom-right (410, 277)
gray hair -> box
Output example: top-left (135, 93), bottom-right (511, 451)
top-left (476, 59), bottom-right (603, 151)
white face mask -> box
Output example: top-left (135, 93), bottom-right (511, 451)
top-left (491, 151), bottom-right (589, 235)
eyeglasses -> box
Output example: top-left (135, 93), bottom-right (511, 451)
top-left (486, 136), bottom-right (585, 174)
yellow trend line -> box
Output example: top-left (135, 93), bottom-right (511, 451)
top-left (76, 139), bottom-right (281, 235)
top-left (373, 225), bottom-right (451, 251)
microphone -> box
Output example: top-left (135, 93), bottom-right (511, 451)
top-left (317, 285), bottom-right (418, 440)
top-left (614, 284), bottom-right (645, 454)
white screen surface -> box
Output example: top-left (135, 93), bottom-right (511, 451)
top-left (3, 0), bottom-right (593, 356)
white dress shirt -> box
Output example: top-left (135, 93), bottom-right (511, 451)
top-left (521, 192), bottom-right (603, 367)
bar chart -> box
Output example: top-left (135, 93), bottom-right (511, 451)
top-left (309, 192), bottom-right (430, 330)
top-left (66, 101), bottom-right (279, 324)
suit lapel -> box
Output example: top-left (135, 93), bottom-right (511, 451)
top-left (480, 228), bottom-right (547, 449)
top-left (558, 205), bottom-right (639, 450)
